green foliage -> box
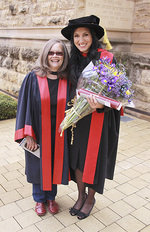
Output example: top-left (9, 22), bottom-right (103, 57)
top-left (0, 93), bottom-right (17, 120)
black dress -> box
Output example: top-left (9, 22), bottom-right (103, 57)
top-left (69, 49), bottom-right (121, 194)
top-left (47, 78), bottom-right (59, 167)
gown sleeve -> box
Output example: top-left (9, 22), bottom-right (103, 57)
top-left (14, 72), bottom-right (37, 143)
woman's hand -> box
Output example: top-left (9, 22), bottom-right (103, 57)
top-left (26, 135), bottom-right (38, 151)
top-left (87, 94), bottom-right (104, 109)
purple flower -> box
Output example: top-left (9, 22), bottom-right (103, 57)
top-left (101, 78), bottom-right (108, 85)
top-left (93, 57), bottom-right (134, 101)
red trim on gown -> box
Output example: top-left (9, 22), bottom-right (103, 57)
top-left (81, 52), bottom-right (88, 57)
top-left (82, 49), bottom-right (117, 184)
top-left (37, 76), bottom-right (67, 190)
top-left (82, 111), bottom-right (104, 184)
top-left (15, 125), bottom-right (36, 141)
top-left (53, 79), bottom-right (67, 184)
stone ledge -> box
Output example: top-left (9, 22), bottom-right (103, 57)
top-left (0, 26), bottom-right (63, 40)
top-left (0, 89), bottom-right (18, 100)
top-left (0, 27), bottom-right (149, 53)
top-left (125, 107), bottom-right (150, 122)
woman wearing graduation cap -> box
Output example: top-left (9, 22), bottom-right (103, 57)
top-left (15, 39), bottom-right (70, 216)
top-left (61, 15), bottom-right (121, 220)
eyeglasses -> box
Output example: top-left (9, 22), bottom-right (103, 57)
top-left (48, 51), bottom-right (64, 56)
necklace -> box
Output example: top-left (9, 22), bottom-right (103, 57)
top-left (50, 71), bottom-right (58, 75)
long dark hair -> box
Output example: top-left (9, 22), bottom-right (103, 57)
top-left (69, 28), bottom-right (101, 87)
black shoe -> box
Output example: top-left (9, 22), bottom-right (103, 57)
top-left (69, 193), bottom-right (87, 216)
top-left (69, 207), bottom-right (80, 216)
top-left (77, 198), bottom-right (96, 220)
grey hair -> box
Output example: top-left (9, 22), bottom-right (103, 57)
top-left (32, 39), bottom-right (69, 78)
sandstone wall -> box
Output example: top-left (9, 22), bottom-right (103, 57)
top-left (133, 0), bottom-right (150, 30)
top-left (0, 0), bottom-right (150, 114)
top-left (129, 0), bottom-right (150, 112)
top-left (0, 45), bottom-right (40, 95)
top-left (0, 0), bottom-right (76, 27)
top-left (114, 52), bottom-right (150, 112)
top-left (1, 0), bottom-right (149, 30)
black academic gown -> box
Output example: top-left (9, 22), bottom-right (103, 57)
top-left (15, 71), bottom-right (70, 191)
top-left (69, 49), bottom-right (121, 194)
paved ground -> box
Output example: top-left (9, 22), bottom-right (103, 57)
top-left (0, 114), bottom-right (150, 232)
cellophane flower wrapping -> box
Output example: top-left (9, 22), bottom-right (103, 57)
top-left (59, 58), bottom-right (134, 135)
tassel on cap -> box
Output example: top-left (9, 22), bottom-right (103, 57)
top-left (103, 28), bottom-right (113, 50)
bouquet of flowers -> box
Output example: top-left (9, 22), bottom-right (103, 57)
top-left (59, 58), bottom-right (134, 136)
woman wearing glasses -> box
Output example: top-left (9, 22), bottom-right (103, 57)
top-left (15, 39), bottom-right (70, 216)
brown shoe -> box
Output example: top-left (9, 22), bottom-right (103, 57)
top-left (35, 202), bottom-right (46, 216)
top-left (47, 200), bottom-right (59, 214)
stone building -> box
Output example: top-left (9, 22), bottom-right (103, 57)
top-left (0, 0), bottom-right (150, 117)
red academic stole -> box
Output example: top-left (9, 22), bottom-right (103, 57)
top-left (82, 49), bottom-right (114, 184)
top-left (37, 76), bottom-right (67, 190)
